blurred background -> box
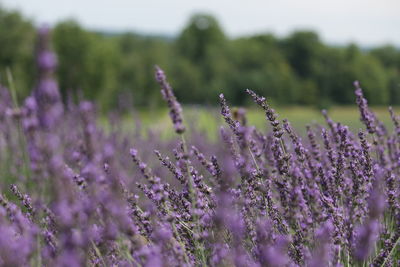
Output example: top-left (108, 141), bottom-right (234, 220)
top-left (0, 0), bottom-right (399, 116)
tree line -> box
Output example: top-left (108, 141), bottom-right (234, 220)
top-left (1, 7), bottom-right (399, 111)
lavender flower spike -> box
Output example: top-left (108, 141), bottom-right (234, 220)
top-left (34, 25), bottom-right (63, 130)
top-left (354, 81), bottom-right (376, 134)
top-left (155, 65), bottom-right (185, 134)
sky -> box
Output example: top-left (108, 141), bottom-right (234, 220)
top-left (2, 0), bottom-right (400, 46)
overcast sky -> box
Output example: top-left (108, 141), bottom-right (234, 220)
top-left (2, 0), bottom-right (399, 46)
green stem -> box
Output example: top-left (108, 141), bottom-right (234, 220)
top-left (116, 238), bottom-right (143, 267)
top-left (379, 235), bottom-right (400, 267)
top-left (171, 221), bottom-right (191, 265)
top-left (180, 134), bottom-right (207, 267)
top-left (136, 200), bottom-right (193, 265)
top-left (6, 68), bottom-right (18, 108)
top-left (6, 68), bottom-right (31, 181)
top-left (91, 240), bottom-right (107, 267)
top-left (160, 201), bottom-right (191, 265)
top-left (248, 147), bottom-right (260, 171)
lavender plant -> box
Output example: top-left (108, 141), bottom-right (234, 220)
top-left (0, 28), bottom-right (399, 267)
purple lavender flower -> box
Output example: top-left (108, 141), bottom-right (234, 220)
top-left (155, 66), bottom-right (185, 134)
top-left (34, 25), bottom-right (63, 130)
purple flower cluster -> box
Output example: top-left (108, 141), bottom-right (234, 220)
top-left (155, 66), bottom-right (185, 134)
top-left (0, 28), bottom-right (399, 266)
top-left (33, 25), bottom-right (63, 130)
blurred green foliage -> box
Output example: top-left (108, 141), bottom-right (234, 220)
top-left (1, 6), bottom-right (399, 110)
top-left (0, 6), bottom-right (35, 96)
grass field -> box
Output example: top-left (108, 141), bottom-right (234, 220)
top-left (111, 105), bottom-right (399, 140)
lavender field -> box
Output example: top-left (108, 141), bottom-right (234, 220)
top-left (0, 27), bottom-right (399, 267)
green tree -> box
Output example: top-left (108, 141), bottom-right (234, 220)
top-left (370, 45), bottom-right (400, 69)
top-left (230, 35), bottom-right (298, 105)
top-left (281, 31), bottom-right (323, 78)
top-left (175, 13), bottom-right (230, 103)
top-left (177, 14), bottom-right (227, 63)
top-left (85, 36), bottom-right (120, 111)
top-left (116, 34), bottom-right (172, 107)
top-left (53, 20), bottom-right (92, 100)
top-left (370, 46), bottom-right (400, 104)
top-left (0, 6), bottom-right (35, 97)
